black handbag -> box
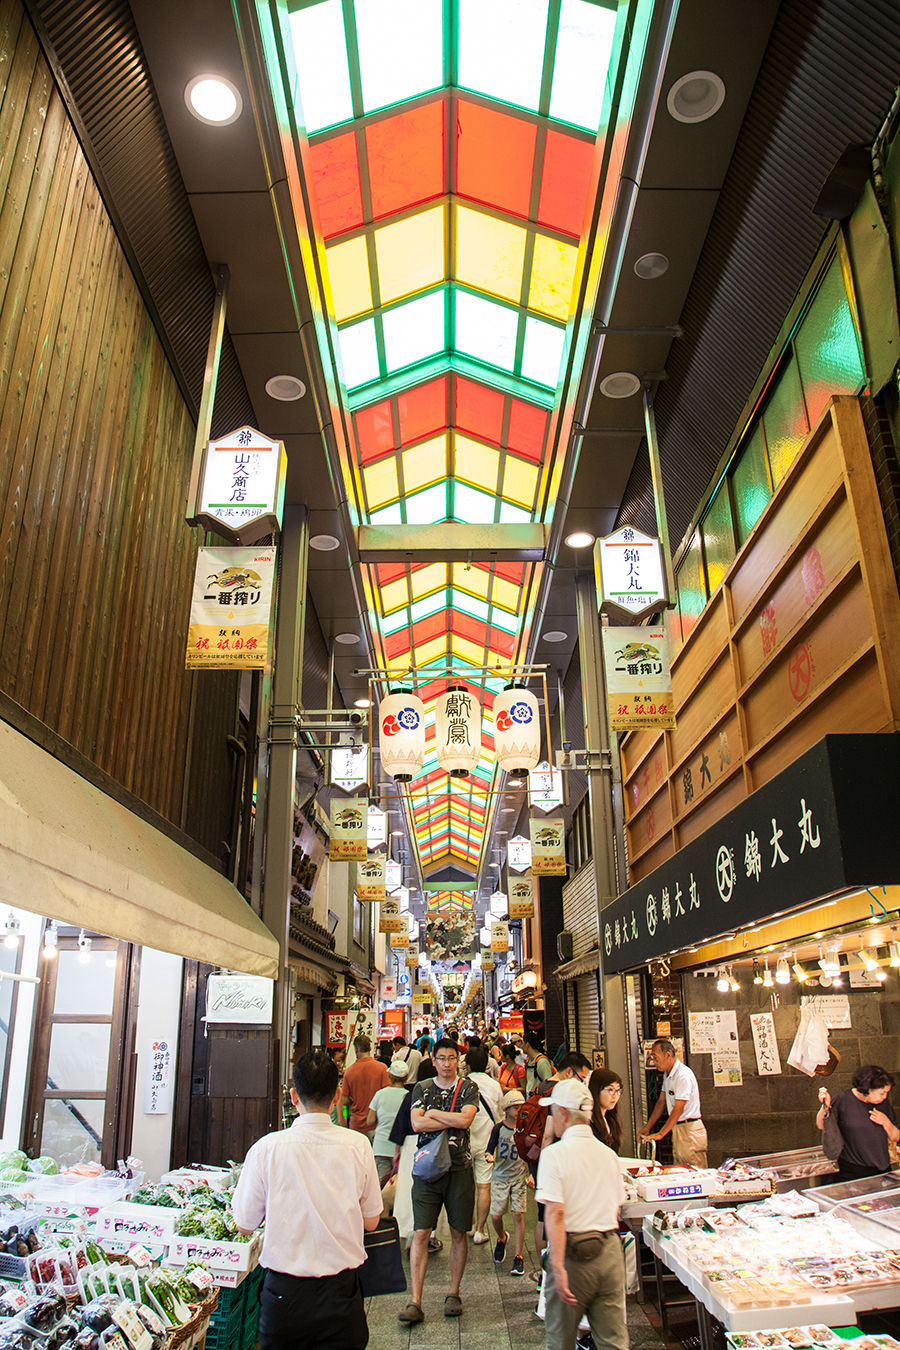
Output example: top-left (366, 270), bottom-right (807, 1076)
top-left (360, 1216), bottom-right (407, 1297)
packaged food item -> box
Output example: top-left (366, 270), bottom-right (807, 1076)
top-left (780, 1329), bottom-right (814, 1345)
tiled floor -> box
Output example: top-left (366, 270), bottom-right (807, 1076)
top-left (366, 1226), bottom-right (667, 1350)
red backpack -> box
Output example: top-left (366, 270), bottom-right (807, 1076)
top-left (513, 1082), bottom-right (552, 1162)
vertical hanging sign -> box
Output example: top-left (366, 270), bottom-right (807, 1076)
top-left (186, 547), bottom-right (276, 669)
top-left (601, 626), bottom-right (675, 731)
top-left (194, 426), bottom-right (287, 544)
top-left (379, 897), bottom-right (404, 934)
top-left (491, 921), bottom-right (510, 952)
top-left (530, 818), bottom-right (566, 874)
top-left (330, 799), bottom-right (368, 860)
top-left (509, 877), bottom-right (535, 919)
top-left (357, 857), bottom-right (386, 900)
top-left (595, 527), bottom-right (667, 621)
top-left (481, 949), bottom-right (495, 971)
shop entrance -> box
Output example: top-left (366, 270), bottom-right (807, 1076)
top-left (23, 933), bottom-right (134, 1168)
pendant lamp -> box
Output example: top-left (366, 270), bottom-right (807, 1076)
top-left (435, 685), bottom-right (480, 776)
top-left (492, 685), bottom-right (540, 771)
top-left (378, 688), bottom-right (425, 782)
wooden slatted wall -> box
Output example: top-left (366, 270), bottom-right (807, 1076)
top-left (0, 0), bottom-right (236, 857)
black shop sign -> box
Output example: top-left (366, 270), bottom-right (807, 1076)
top-left (603, 734), bottom-right (900, 974)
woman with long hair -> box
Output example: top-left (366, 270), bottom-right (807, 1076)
top-left (498, 1041), bottom-right (525, 1093)
top-left (589, 1068), bottom-right (623, 1153)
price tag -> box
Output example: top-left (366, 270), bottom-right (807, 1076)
top-left (127, 1245), bottom-right (153, 1267)
top-left (187, 1267), bottom-right (213, 1290)
top-left (1, 1288), bottom-right (27, 1312)
top-left (113, 1302), bottom-right (153, 1350)
top-left (105, 1333), bottom-right (129, 1350)
top-left (165, 1188), bottom-right (187, 1207)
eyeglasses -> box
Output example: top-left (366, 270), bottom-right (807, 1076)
top-left (604, 1085), bottom-right (622, 1096)
top-left (435, 1055), bottom-right (458, 1063)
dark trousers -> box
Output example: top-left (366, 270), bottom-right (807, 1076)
top-left (260, 1266), bottom-right (368, 1350)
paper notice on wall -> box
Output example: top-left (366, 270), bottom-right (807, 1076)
top-left (144, 1038), bottom-right (173, 1114)
top-left (688, 1009), bottom-right (738, 1053)
top-left (750, 1012), bottom-right (782, 1076)
top-left (801, 994), bottom-right (851, 1029)
top-left (712, 1050), bottom-right (743, 1087)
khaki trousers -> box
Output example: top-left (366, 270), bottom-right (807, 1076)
top-left (544, 1232), bottom-right (628, 1350)
top-left (672, 1119), bottom-right (707, 1167)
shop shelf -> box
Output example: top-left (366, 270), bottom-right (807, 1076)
top-left (239, 1266), bottom-right (264, 1350)
top-left (205, 1281), bottom-right (247, 1350)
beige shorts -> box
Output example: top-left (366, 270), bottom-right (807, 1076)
top-left (672, 1119), bottom-right (707, 1168)
top-left (491, 1173), bottom-right (528, 1216)
top-left (473, 1150), bottom-right (493, 1185)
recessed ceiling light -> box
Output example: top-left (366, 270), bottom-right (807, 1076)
top-left (265, 374), bottom-right (306, 401)
top-left (667, 70), bottom-right (726, 124)
top-left (391, 830), bottom-right (403, 837)
top-left (354, 698), bottom-right (370, 708)
top-left (634, 252), bottom-right (669, 280)
top-left (565, 530), bottom-right (595, 549)
top-left (310, 534), bottom-right (341, 551)
top-left (185, 75), bottom-right (242, 126)
top-left (599, 371), bottom-right (641, 399)
top-left (335, 632), bottom-right (359, 645)
top-left (542, 630), bottom-right (568, 643)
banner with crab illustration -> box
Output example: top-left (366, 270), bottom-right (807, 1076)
top-left (530, 818), bottom-right (566, 875)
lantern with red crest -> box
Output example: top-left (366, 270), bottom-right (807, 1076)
top-left (492, 685), bottom-right (540, 771)
top-left (378, 689), bottom-right (425, 782)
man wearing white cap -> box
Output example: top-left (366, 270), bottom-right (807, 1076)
top-left (535, 1078), bottom-right (627, 1350)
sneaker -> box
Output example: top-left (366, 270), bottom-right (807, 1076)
top-left (493, 1232), bottom-right (508, 1264)
top-left (511, 1257), bottom-right (525, 1276)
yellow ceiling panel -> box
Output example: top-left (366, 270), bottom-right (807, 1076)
top-left (411, 562), bottom-right (447, 598)
top-left (454, 434), bottom-right (499, 492)
top-left (363, 455), bottom-right (399, 508)
top-left (455, 205), bottom-right (527, 307)
top-left (402, 433), bottom-right (448, 493)
top-left (528, 233), bottom-right (578, 321)
top-left (326, 235), bottom-right (373, 321)
top-left (452, 562), bottom-right (490, 599)
top-left (502, 454), bottom-right (538, 508)
top-left (375, 204), bottom-right (446, 305)
top-left (414, 635), bottom-right (448, 666)
top-left (451, 634), bottom-right (487, 665)
top-left (491, 575), bottom-right (521, 611)
top-left (379, 576), bottom-right (409, 613)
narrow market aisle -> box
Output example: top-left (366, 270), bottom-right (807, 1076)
top-left (365, 1234), bottom-right (667, 1350)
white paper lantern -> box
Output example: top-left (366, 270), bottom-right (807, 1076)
top-left (435, 685), bottom-right (481, 776)
top-left (379, 689), bottom-right (425, 782)
top-left (492, 686), bottom-right (540, 771)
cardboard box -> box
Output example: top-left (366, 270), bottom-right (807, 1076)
top-left (167, 1230), bottom-right (262, 1279)
top-left (637, 1173), bottom-right (715, 1202)
top-left (95, 1202), bottom-right (181, 1243)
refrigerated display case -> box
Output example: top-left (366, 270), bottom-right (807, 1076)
top-left (735, 1146), bottom-right (838, 1192)
top-left (812, 1174), bottom-right (900, 1210)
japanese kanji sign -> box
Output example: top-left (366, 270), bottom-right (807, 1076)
top-left (331, 739), bottom-right (369, 791)
top-left (186, 546), bottom-right (276, 669)
top-left (194, 425), bottom-right (287, 544)
top-left (595, 526), bottom-right (668, 621)
top-left (601, 735), bottom-right (900, 973)
top-left (481, 949), bottom-right (495, 971)
top-left (509, 878), bottom-right (535, 918)
top-left (391, 930), bottom-right (409, 949)
top-left (602, 626), bottom-right (675, 731)
top-left (412, 982), bottom-right (432, 1005)
top-left (529, 762), bottom-right (564, 813)
top-left (143, 1038), bottom-right (173, 1115)
top-left (357, 856), bottom-right (386, 900)
top-left (330, 798), bottom-right (368, 860)
top-left (530, 818), bottom-right (566, 874)
top-left (325, 1011), bottom-right (351, 1047)
top-left (507, 835), bottom-right (533, 872)
top-left (379, 897), bottom-right (404, 934)
top-left (406, 951), bottom-right (421, 967)
top-left (750, 1012), bottom-right (781, 1076)
top-left (491, 920), bottom-right (510, 952)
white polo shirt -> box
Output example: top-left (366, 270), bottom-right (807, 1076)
top-left (535, 1123), bottom-right (625, 1232)
top-left (232, 1112), bottom-right (382, 1277)
top-left (662, 1058), bottom-right (701, 1121)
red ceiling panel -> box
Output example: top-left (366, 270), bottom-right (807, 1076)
top-left (398, 376), bottom-right (448, 445)
top-left (355, 398), bottom-right (395, 462)
top-left (454, 376), bottom-right (505, 445)
top-left (309, 132), bottom-right (364, 238)
top-left (367, 100), bottom-right (445, 219)
top-left (537, 129), bottom-right (594, 237)
top-left (456, 98), bottom-right (536, 219)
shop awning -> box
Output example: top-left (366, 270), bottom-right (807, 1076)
top-left (0, 721), bottom-right (279, 977)
top-left (556, 950), bottom-right (600, 981)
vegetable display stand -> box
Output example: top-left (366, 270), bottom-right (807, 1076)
top-left (204, 1282), bottom-right (247, 1350)
top-left (169, 1289), bottom-right (220, 1350)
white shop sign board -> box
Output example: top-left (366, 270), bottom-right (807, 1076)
top-left (206, 975), bottom-right (274, 1024)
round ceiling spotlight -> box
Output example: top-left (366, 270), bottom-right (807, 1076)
top-left (634, 252), bottom-right (669, 280)
top-left (265, 374), bottom-right (306, 401)
top-left (542, 630), bottom-right (568, 643)
top-left (599, 371), bottom-right (641, 399)
top-left (185, 75), bottom-right (243, 126)
top-left (335, 632), bottom-right (360, 645)
top-left (353, 698), bottom-right (370, 708)
top-left (564, 530), bottom-right (595, 549)
top-left (310, 534), bottom-right (341, 551)
top-left (667, 70), bottom-right (726, 124)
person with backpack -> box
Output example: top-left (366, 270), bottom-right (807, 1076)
top-left (463, 1043), bottom-right (504, 1245)
top-left (523, 1031), bottom-right (555, 1095)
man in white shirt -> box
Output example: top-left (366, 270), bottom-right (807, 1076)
top-left (638, 1038), bottom-right (707, 1167)
top-left (392, 1035), bottom-right (422, 1085)
top-left (536, 1078), bottom-right (628, 1350)
top-left (232, 1050), bottom-right (383, 1350)
top-left (464, 1043), bottom-right (504, 1245)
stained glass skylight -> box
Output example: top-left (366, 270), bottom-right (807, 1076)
top-left (282, 0), bottom-right (630, 876)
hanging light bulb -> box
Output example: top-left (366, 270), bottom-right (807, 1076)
top-left (820, 943), bottom-right (841, 976)
top-left (752, 959), bottom-right (762, 985)
top-left (3, 912), bottom-right (19, 951)
top-left (716, 968), bottom-right (729, 993)
top-left (859, 943), bottom-right (879, 972)
top-left (876, 967), bottom-right (889, 982)
top-left (729, 966), bottom-right (740, 992)
top-left (775, 957), bottom-right (791, 985)
top-left (762, 957), bottom-right (773, 988)
top-left (42, 922), bottom-right (58, 959)
top-left (792, 956), bottom-right (809, 983)
top-left (77, 929), bottom-right (92, 964)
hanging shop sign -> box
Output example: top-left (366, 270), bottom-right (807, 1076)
top-left (385, 859), bottom-right (402, 890)
top-left (391, 930), bottom-right (409, 949)
top-left (493, 687), bottom-right (541, 771)
top-left (530, 818), bottom-right (566, 874)
top-left (602, 734), bottom-right (900, 974)
top-left (329, 798), bottom-right (368, 860)
top-left (529, 762), bottom-right (564, 813)
top-left (194, 425), bottom-right (287, 544)
top-left (331, 739), bottom-right (369, 791)
top-left (601, 626), bottom-right (675, 731)
top-left (379, 690), bottom-right (426, 781)
top-left (379, 897), bottom-right (404, 934)
top-left (509, 878), bottom-right (535, 919)
top-left (367, 805), bottom-right (387, 847)
top-left (491, 920), bottom-right (510, 952)
top-left (381, 978), bottom-right (397, 1001)
top-left (186, 546), bottom-right (276, 669)
top-left (511, 970), bottom-right (538, 994)
top-left (507, 835), bottom-right (532, 872)
top-left (206, 974), bottom-right (274, 1024)
top-left (357, 856), bottom-right (386, 901)
top-left (412, 983), bottom-right (432, 1005)
top-left (325, 1011), bottom-right (351, 1047)
top-left (595, 526), bottom-right (667, 621)
top-left (481, 949), bottom-right (494, 971)
top-left (406, 951), bottom-right (421, 968)
top-left (435, 686), bottom-right (481, 776)
top-left (499, 1012), bottom-right (524, 1034)
top-left (489, 891), bottom-right (508, 918)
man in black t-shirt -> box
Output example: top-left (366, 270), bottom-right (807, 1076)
top-left (398, 1040), bottom-right (478, 1325)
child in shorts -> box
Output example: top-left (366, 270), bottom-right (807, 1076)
top-left (485, 1089), bottom-right (532, 1276)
